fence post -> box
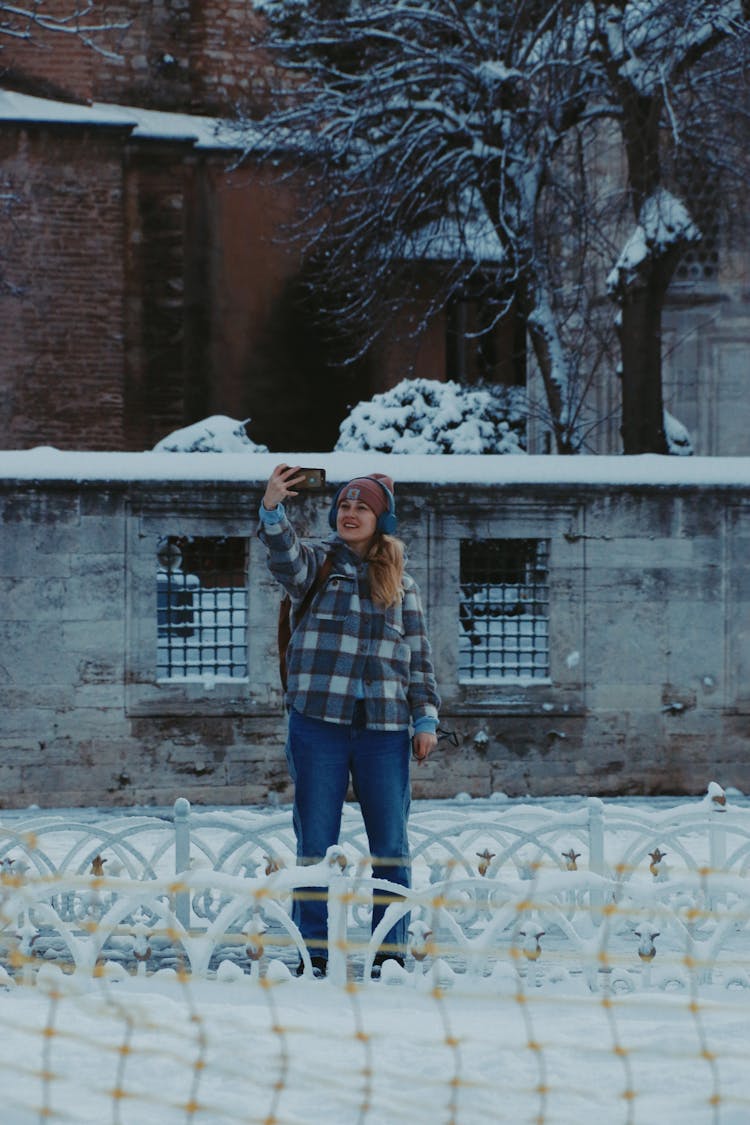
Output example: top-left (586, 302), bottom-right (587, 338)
top-left (173, 797), bottom-right (191, 930)
top-left (587, 798), bottom-right (605, 926)
top-left (326, 848), bottom-right (349, 986)
top-left (708, 800), bottom-right (727, 912)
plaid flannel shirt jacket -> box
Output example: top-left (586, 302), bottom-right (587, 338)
top-left (259, 510), bottom-right (440, 730)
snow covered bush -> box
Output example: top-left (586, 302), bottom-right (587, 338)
top-left (153, 416), bottom-right (268, 453)
top-left (334, 379), bottom-right (526, 455)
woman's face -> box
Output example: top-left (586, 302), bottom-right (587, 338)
top-left (336, 497), bottom-right (377, 554)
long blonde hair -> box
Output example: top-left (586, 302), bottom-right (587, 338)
top-left (366, 533), bottom-right (405, 608)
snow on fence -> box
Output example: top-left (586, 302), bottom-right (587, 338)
top-left (1, 782), bottom-right (748, 986)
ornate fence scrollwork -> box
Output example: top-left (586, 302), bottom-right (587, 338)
top-left (1, 783), bottom-right (749, 992)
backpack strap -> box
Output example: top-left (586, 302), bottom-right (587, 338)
top-left (278, 553), bottom-right (334, 691)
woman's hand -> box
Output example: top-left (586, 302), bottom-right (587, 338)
top-left (412, 731), bottom-right (438, 766)
top-left (262, 464), bottom-right (306, 511)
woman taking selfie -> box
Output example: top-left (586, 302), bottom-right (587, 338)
top-left (258, 464), bottom-right (440, 979)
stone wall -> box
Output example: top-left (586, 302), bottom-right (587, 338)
top-left (1, 455), bottom-right (749, 809)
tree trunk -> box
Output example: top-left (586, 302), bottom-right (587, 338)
top-left (616, 90), bottom-right (671, 454)
top-left (515, 268), bottom-right (579, 454)
top-left (619, 279), bottom-right (669, 454)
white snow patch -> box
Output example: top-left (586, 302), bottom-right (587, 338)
top-left (607, 188), bottom-right (701, 295)
top-left (664, 411), bottom-right (694, 456)
top-left (4, 450), bottom-right (750, 487)
top-left (153, 415), bottom-right (268, 453)
top-left (0, 88), bottom-right (246, 149)
top-left (403, 189), bottom-right (505, 263)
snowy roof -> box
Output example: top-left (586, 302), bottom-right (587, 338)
top-left (404, 214), bottom-right (504, 264)
top-left (1, 449), bottom-right (750, 488)
top-left (403, 190), bottom-right (505, 263)
top-left (0, 88), bottom-right (244, 149)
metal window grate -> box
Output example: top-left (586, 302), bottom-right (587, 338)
top-left (459, 538), bottom-right (549, 681)
top-left (674, 160), bottom-right (720, 284)
top-left (157, 536), bottom-right (248, 681)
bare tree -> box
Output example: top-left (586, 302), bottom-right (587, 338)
top-left (0, 2), bottom-right (128, 58)
top-left (592, 0), bottom-right (750, 452)
top-left (243, 1), bottom-right (612, 453)
top-left (243, 0), bottom-right (749, 453)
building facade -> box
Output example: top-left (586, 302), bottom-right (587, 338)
top-left (1, 3), bottom-right (749, 456)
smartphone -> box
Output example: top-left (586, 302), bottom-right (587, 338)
top-left (294, 468), bottom-right (326, 491)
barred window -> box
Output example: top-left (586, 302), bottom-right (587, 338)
top-left (459, 539), bottom-right (549, 681)
top-left (674, 162), bottom-right (720, 284)
top-left (157, 536), bottom-right (248, 681)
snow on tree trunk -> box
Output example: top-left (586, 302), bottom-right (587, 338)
top-left (664, 410), bottom-right (693, 455)
top-left (607, 189), bottom-right (701, 296)
top-left (608, 189), bottom-right (701, 455)
top-left (519, 276), bottom-right (575, 454)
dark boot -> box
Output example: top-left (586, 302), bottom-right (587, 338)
top-left (296, 955), bottom-right (327, 979)
top-left (371, 951), bottom-right (405, 979)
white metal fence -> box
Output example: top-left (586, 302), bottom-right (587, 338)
top-left (1, 783), bottom-right (748, 991)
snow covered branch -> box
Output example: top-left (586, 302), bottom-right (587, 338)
top-left (0, 3), bottom-right (129, 59)
top-left (595, 0), bottom-right (748, 98)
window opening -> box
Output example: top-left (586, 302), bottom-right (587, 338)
top-left (446, 292), bottom-right (526, 387)
top-left (157, 536), bottom-right (248, 681)
top-left (673, 160), bottom-right (720, 284)
top-left (459, 538), bottom-right (549, 681)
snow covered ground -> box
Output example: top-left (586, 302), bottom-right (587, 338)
top-left (3, 966), bottom-right (749, 1125)
top-left (2, 795), bottom-right (750, 1124)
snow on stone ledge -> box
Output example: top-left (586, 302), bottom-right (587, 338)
top-left (2, 449), bottom-right (750, 488)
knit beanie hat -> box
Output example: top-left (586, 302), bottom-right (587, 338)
top-left (338, 474), bottom-right (395, 518)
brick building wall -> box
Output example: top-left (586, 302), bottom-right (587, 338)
top-left (0, 100), bottom-right (348, 454)
top-left (0, 122), bottom-right (129, 449)
top-left (123, 138), bottom-right (197, 449)
top-left (184, 1), bottom-right (270, 115)
top-left (0, 454), bottom-right (749, 809)
top-left (0, 0), bottom-right (268, 116)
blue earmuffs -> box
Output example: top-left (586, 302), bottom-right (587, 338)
top-left (328, 478), bottom-right (398, 535)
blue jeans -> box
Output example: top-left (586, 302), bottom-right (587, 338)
top-left (285, 706), bottom-right (411, 959)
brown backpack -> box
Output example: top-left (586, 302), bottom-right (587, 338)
top-left (277, 555), bottom-right (334, 691)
